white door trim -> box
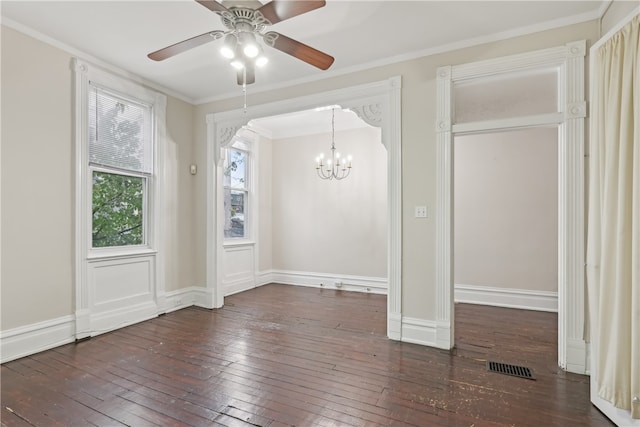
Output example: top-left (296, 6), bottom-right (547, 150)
top-left (435, 41), bottom-right (587, 373)
top-left (205, 77), bottom-right (403, 339)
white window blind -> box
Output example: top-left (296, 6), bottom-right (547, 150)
top-left (88, 86), bottom-right (152, 173)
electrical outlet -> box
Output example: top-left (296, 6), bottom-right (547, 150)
top-left (415, 206), bottom-right (428, 218)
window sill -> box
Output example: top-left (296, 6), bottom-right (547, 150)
top-left (87, 247), bottom-right (157, 261)
top-left (223, 240), bottom-right (255, 248)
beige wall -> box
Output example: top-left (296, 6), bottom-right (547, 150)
top-left (1, 27), bottom-right (74, 329)
top-left (0, 26), bottom-right (196, 329)
top-left (164, 96), bottom-right (197, 292)
top-left (270, 127), bottom-right (387, 277)
top-left (195, 20), bottom-right (600, 320)
top-left (454, 128), bottom-right (558, 292)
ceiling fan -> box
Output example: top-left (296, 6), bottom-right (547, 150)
top-left (148, 0), bottom-right (335, 85)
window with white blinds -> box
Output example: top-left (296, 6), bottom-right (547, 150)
top-left (87, 84), bottom-right (153, 248)
top-left (88, 86), bottom-right (152, 174)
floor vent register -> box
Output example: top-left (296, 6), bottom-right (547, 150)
top-left (487, 361), bottom-right (535, 380)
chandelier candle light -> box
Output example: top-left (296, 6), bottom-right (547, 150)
top-left (315, 108), bottom-right (352, 180)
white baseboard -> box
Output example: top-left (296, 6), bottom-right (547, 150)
top-left (89, 302), bottom-right (158, 336)
top-left (435, 321), bottom-right (453, 350)
top-left (269, 269), bottom-right (387, 294)
top-left (401, 316), bottom-right (437, 347)
top-left (224, 278), bottom-right (257, 297)
top-left (164, 287), bottom-right (198, 313)
top-left (566, 338), bottom-right (588, 375)
top-left (0, 315), bottom-right (75, 364)
top-left (387, 312), bottom-right (402, 341)
top-left (454, 283), bottom-right (558, 312)
top-left (255, 270), bottom-right (274, 287)
top-left (1, 288), bottom-right (202, 364)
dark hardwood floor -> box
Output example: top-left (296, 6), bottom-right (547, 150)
top-left (1, 284), bottom-right (612, 426)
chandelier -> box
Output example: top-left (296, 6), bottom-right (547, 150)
top-left (315, 108), bottom-right (353, 180)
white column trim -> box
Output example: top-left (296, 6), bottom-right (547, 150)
top-left (559, 39), bottom-right (587, 374)
top-left (72, 58), bottom-right (91, 340)
top-left (205, 114), bottom-right (221, 309)
top-left (435, 65), bottom-right (454, 349)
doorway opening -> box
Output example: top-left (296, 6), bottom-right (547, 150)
top-left (218, 107), bottom-right (388, 299)
top-left (205, 77), bottom-right (402, 339)
top-left (453, 126), bottom-right (559, 369)
top-left (435, 41), bottom-right (587, 373)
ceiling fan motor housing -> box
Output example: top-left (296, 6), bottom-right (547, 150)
top-left (221, 8), bottom-right (270, 35)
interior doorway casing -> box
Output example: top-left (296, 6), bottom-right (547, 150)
top-left (435, 41), bottom-right (588, 373)
top-left (205, 77), bottom-right (402, 340)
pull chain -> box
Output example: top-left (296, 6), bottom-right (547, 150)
top-left (242, 68), bottom-right (248, 114)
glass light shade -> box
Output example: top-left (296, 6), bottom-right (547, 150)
top-left (255, 55), bottom-right (268, 67)
top-left (238, 32), bottom-right (259, 58)
top-left (221, 46), bottom-right (235, 59)
top-left (230, 59), bottom-right (244, 70)
top-left (220, 34), bottom-right (236, 59)
top-left (243, 44), bottom-right (259, 58)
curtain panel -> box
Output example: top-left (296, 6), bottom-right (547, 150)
top-left (587, 14), bottom-right (639, 419)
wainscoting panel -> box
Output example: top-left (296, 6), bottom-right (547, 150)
top-left (222, 245), bottom-right (256, 296)
top-left (89, 257), bottom-right (154, 310)
top-left (87, 255), bottom-right (157, 334)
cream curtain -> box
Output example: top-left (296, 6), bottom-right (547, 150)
top-left (587, 15), bottom-right (639, 419)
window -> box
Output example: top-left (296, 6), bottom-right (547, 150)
top-left (223, 146), bottom-right (249, 239)
top-left (88, 86), bottom-right (152, 248)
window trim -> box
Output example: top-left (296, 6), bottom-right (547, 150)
top-left (73, 58), bottom-right (167, 338)
top-left (223, 141), bottom-right (252, 242)
top-left (79, 72), bottom-right (162, 258)
top-left (87, 82), bottom-right (154, 252)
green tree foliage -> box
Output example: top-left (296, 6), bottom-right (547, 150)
top-left (92, 172), bottom-right (143, 247)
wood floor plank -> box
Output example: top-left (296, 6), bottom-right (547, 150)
top-left (1, 284), bottom-right (614, 426)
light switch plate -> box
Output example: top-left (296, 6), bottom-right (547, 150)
top-left (415, 206), bottom-right (428, 218)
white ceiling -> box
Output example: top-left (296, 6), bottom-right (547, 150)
top-left (250, 106), bottom-right (370, 139)
top-left (2, 0), bottom-right (607, 106)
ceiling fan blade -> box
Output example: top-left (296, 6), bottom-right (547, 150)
top-left (148, 30), bottom-right (225, 61)
top-left (195, 0), bottom-right (231, 15)
top-left (263, 32), bottom-right (334, 70)
top-left (237, 62), bottom-right (256, 86)
top-left (257, 0), bottom-right (325, 25)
